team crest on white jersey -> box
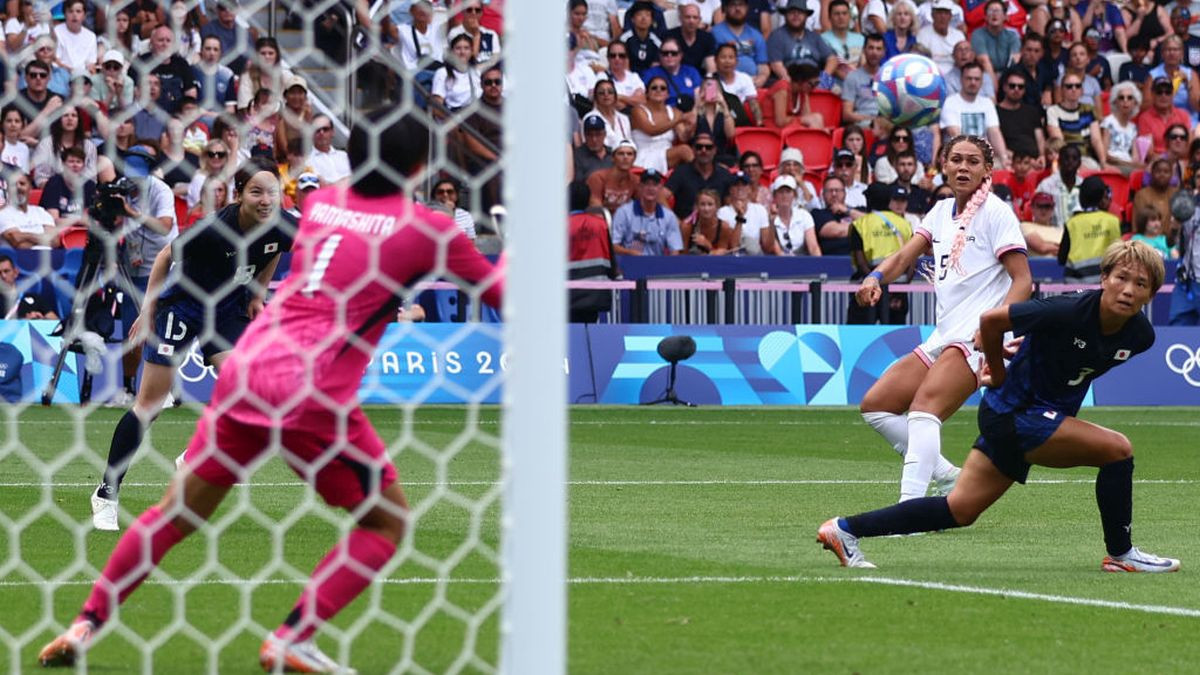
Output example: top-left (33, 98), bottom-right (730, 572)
top-left (1114, 349), bottom-right (1131, 361)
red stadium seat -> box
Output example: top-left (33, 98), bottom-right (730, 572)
top-left (1099, 90), bottom-right (1110, 117)
top-left (1128, 169), bottom-right (1147, 196)
top-left (806, 90), bottom-right (842, 128)
top-left (59, 226), bottom-right (88, 248)
top-left (734, 128), bottom-right (782, 170)
top-left (757, 87), bottom-right (780, 129)
top-left (991, 169), bottom-right (1013, 187)
top-left (1081, 169), bottom-right (1130, 213)
top-left (781, 127), bottom-right (833, 173)
top-left (29, 188), bottom-right (42, 206)
top-left (174, 196), bottom-right (189, 232)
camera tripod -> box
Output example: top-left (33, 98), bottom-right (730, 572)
top-left (41, 231), bottom-right (141, 405)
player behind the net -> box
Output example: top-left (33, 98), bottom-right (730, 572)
top-left (40, 111), bottom-right (504, 671)
top-left (89, 156), bottom-right (298, 531)
top-left (854, 134), bottom-right (1032, 503)
top-left (819, 241), bottom-right (1179, 573)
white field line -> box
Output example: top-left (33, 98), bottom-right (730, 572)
top-left (1, 478), bottom-right (1198, 489)
top-left (0, 574), bottom-right (1196, 619)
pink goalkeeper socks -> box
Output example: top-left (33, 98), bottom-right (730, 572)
top-left (80, 506), bottom-right (184, 626)
top-left (274, 528), bottom-right (397, 643)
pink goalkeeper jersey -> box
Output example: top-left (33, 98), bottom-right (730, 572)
top-left (213, 186), bottom-right (504, 429)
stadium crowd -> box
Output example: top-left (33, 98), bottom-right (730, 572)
top-left (2, 0), bottom-right (1199, 326)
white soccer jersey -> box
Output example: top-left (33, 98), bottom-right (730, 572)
top-left (916, 193), bottom-right (1026, 350)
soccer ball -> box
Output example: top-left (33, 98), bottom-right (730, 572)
top-left (874, 54), bottom-right (946, 128)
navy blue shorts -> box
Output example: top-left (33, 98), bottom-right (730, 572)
top-left (974, 399), bottom-right (1067, 484)
top-left (143, 302), bottom-right (249, 367)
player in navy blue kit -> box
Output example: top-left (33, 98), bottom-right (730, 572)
top-left (819, 241), bottom-right (1179, 572)
top-left (90, 157), bottom-right (297, 531)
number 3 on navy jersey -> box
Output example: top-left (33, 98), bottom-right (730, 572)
top-left (303, 234), bottom-right (343, 295)
top-left (1067, 367), bottom-right (1095, 386)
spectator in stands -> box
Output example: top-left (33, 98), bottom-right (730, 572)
top-left (1046, 71), bottom-right (1106, 170)
top-left (1058, 175), bottom-right (1122, 280)
top-left (306, 114), bottom-right (351, 185)
top-left (714, 43), bottom-right (761, 125)
top-left (1164, 123), bottom-right (1193, 184)
top-left (1123, 0), bottom-right (1168, 55)
top-left (134, 25), bottom-right (200, 115)
top-left (568, 179), bottom-right (617, 321)
top-left (680, 187), bottom-right (740, 254)
top-left (450, 0), bottom-right (501, 66)
top-left (200, 0), bottom-right (257, 74)
top-left (712, 0), bottom-right (769, 87)
top-left (611, 167), bottom-right (684, 255)
top-left (273, 76), bottom-right (312, 163)
top-left (1118, 35), bottom-right (1152, 85)
top-left (631, 75), bottom-right (695, 173)
top-left (841, 125), bottom-right (871, 186)
top-left (832, 148), bottom-right (869, 208)
top-left (918, 0), bottom-right (966, 75)
top-left (1036, 142), bottom-right (1083, 226)
top-left (0, 171), bottom-right (59, 248)
top-left (1043, 19), bottom-right (1071, 67)
top-left (432, 177), bottom-right (477, 241)
top-left (277, 137), bottom-right (314, 204)
top-left (570, 0), bottom-right (609, 68)
top-left (1132, 157), bottom-right (1178, 230)
top-left (773, 62), bottom-right (825, 128)
top-left (5, 0), bottom-right (45, 57)
top-left (159, 117), bottom-right (198, 194)
top-left (0, 253), bottom-right (58, 320)
top-left (668, 3), bottom-right (716, 74)
top-left (1146, 35), bottom-right (1200, 121)
top-left (763, 175), bottom-right (820, 256)
top-left (170, 0), bottom-right (204, 63)
top-left (192, 37), bottom-right (236, 115)
top-left (100, 8), bottom-right (138, 62)
top-left (811, 175), bottom-right (860, 254)
top-left (972, 0), bottom-right (1019, 70)
top-left (1020, 191), bottom-right (1063, 256)
top-left (1005, 151), bottom-right (1043, 214)
top-left (574, 116), bottom-right (614, 181)
top-left (458, 64), bottom-right (504, 209)
top-left (842, 33), bottom-right (884, 128)
top-left (130, 74), bottom-right (168, 144)
top-left (91, 49), bottom-right (134, 110)
top-left (1131, 206), bottom-right (1175, 257)
top-left (431, 33), bottom-right (482, 120)
top-left (1100, 81), bottom-right (1144, 175)
top-left (996, 70), bottom-right (1046, 167)
top-left (882, 0), bottom-right (921, 60)
top-left (185, 138), bottom-right (232, 209)
top-left (767, 0), bottom-right (835, 83)
top-left (776, 147), bottom-right (821, 209)
top-left (944, 41), bottom-right (996, 99)
top-left (185, 174), bottom-right (229, 225)
top-left (588, 139), bottom-right (641, 214)
top-left (27, 35), bottom-right (71, 99)
top-left (17, 59), bottom-right (64, 144)
top-left (1078, 0), bottom-right (1128, 52)
top-left (394, 0), bottom-right (445, 104)
top-left (621, 1), bottom-right (663, 74)
top-left (291, 170), bottom-right (319, 217)
top-left (1153, 7), bottom-right (1200, 69)
top-left (620, 0), bottom-right (670, 40)
top-left (822, 0), bottom-right (865, 76)
top-left (940, 62), bottom-right (1009, 168)
top-left (694, 75), bottom-right (737, 165)
top-left (1, 106), bottom-right (31, 172)
top-left (720, 172), bottom-right (770, 254)
top-left (39, 145), bottom-right (95, 229)
top-left (584, 80), bottom-right (633, 150)
top-left (642, 36), bottom-right (703, 108)
top-left (236, 36), bottom-right (291, 114)
top-left (664, 131), bottom-right (734, 218)
top-left (847, 182), bottom-right (913, 324)
top-left (1056, 41), bottom-right (1101, 106)
top-left (1135, 74), bottom-right (1194, 155)
top-left (890, 150), bottom-right (932, 215)
top-left (30, 106), bottom-right (97, 188)
top-left (1080, 28), bottom-right (1113, 90)
top-left (739, 150), bottom-right (771, 208)
top-left (54, 0), bottom-right (98, 73)
top-left (601, 41), bottom-right (646, 110)
top-left (1007, 32), bottom-right (1055, 106)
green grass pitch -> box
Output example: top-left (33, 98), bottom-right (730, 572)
top-left (1, 405), bottom-right (1198, 673)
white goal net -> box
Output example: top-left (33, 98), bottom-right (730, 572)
top-left (0, 0), bottom-right (564, 673)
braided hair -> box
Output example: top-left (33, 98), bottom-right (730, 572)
top-left (939, 135), bottom-right (994, 277)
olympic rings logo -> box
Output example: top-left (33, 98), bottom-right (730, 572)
top-left (1164, 344), bottom-right (1200, 388)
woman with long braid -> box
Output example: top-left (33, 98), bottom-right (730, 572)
top-left (853, 135), bottom-right (1033, 503)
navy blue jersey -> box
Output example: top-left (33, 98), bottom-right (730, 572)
top-left (984, 290), bottom-right (1154, 416)
top-left (158, 204), bottom-right (297, 317)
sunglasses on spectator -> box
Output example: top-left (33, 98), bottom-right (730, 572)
top-left (1155, 87), bottom-right (1172, 94)
top-left (648, 84), bottom-right (668, 91)
top-left (435, 187), bottom-right (457, 195)
top-left (1168, 133), bottom-right (1188, 140)
top-left (483, 78), bottom-right (503, 86)
top-left (1006, 82), bottom-right (1025, 89)
top-left (1062, 82), bottom-right (1082, 89)
top-left (316, 125), bottom-right (333, 132)
top-left (693, 143), bottom-right (715, 150)
top-left (892, 135), bottom-right (910, 142)
top-left (207, 150), bottom-right (228, 158)
top-left (608, 52), bottom-right (627, 59)
top-left (462, 6), bottom-right (482, 13)
top-left (104, 62), bottom-right (123, 71)
top-left (26, 71), bottom-right (48, 79)
top-left (741, 162), bottom-right (761, 169)
top-left (660, 50), bottom-right (680, 56)
top-left (1116, 94), bottom-right (1135, 100)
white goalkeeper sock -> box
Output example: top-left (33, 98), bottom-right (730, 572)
top-left (900, 411), bottom-right (942, 502)
top-left (861, 411), bottom-right (908, 459)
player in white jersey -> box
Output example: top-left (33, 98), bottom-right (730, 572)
top-left (853, 135), bottom-right (1032, 502)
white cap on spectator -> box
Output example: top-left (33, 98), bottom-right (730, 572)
top-left (296, 171), bottom-right (321, 191)
top-left (34, 35), bottom-right (55, 50)
top-left (771, 175), bottom-right (798, 192)
top-left (102, 49), bottom-right (126, 68)
top-left (931, 0), bottom-right (956, 10)
top-left (284, 74), bottom-right (308, 93)
top-left (615, 139), bottom-right (638, 154)
top-left (779, 147), bottom-right (805, 167)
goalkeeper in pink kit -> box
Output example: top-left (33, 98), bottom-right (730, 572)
top-left (40, 112), bottom-right (504, 672)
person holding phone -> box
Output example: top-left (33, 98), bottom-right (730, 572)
top-left (694, 75), bottom-right (737, 167)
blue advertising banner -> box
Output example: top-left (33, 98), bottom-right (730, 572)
top-left (5, 320), bottom-right (1197, 407)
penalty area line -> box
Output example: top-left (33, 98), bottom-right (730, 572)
top-left (3, 574), bottom-right (1197, 619)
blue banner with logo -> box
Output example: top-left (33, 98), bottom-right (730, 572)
top-left (1088, 328), bottom-right (1200, 405)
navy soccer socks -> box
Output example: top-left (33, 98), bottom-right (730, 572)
top-left (1095, 457), bottom-right (1134, 557)
top-left (844, 496), bottom-right (962, 538)
top-left (97, 410), bottom-right (146, 501)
